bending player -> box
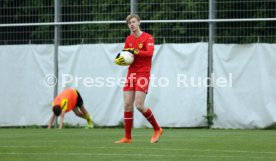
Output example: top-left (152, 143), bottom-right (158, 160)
top-left (48, 88), bottom-right (93, 129)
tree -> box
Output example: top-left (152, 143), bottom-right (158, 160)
top-left (0, 0), bottom-right (275, 44)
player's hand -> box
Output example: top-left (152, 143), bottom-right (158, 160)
top-left (114, 53), bottom-right (127, 66)
top-left (123, 48), bottom-right (139, 55)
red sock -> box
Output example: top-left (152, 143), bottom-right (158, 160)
top-left (143, 108), bottom-right (160, 131)
top-left (124, 112), bottom-right (133, 139)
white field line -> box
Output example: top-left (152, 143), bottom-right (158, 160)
top-left (1, 145), bottom-right (276, 155)
top-left (0, 152), bottom-right (275, 160)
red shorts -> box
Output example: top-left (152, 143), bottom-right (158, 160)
top-left (123, 72), bottom-right (150, 93)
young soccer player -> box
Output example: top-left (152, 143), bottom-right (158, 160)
top-left (114, 14), bottom-right (163, 143)
top-left (48, 88), bottom-right (93, 129)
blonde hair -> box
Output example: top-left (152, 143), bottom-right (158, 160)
top-left (126, 14), bottom-right (141, 23)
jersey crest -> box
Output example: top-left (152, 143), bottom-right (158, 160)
top-left (138, 43), bottom-right (143, 49)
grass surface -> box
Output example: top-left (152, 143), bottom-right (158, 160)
top-left (0, 128), bottom-right (276, 161)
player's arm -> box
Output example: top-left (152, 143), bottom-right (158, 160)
top-left (136, 36), bottom-right (154, 57)
top-left (48, 112), bottom-right (56, 129)
top-left (59, 111), bottom-right (66, 129)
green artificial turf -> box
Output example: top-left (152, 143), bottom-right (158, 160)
top-left (0, 128), bottom-right (276, 161)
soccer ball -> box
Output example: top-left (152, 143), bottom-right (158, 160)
top-left (120, 51), bottom-right (134, 65)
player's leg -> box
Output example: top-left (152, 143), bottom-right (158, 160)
top-left (134, 91), bottom-right (160, 130)
top-left (72, 107), bottom-right (83, 118)
top-left (115, 90), bottom-right (135, 143)
top-left (79, 105), bottom-right (93, 128)
top-left (72, 106), bottom-right (93, 128)
top-left (135, 74), bottom-right (160, 128)
top-left (135, 73), bottom-right (163, 143)
top-left (123, 91), bottom-right (135, 138)
top-left (135, 91), bottom-right (163, 143)
top-left (75, 90), bottom-right (93, 128)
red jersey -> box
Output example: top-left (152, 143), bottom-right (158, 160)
top-left (52, 88), bottom-right (78, 112)
top-left (124, 32), bottom-right (154, 73)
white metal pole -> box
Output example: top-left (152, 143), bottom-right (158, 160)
top-left (54, 0), bottom-right (61, 128)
